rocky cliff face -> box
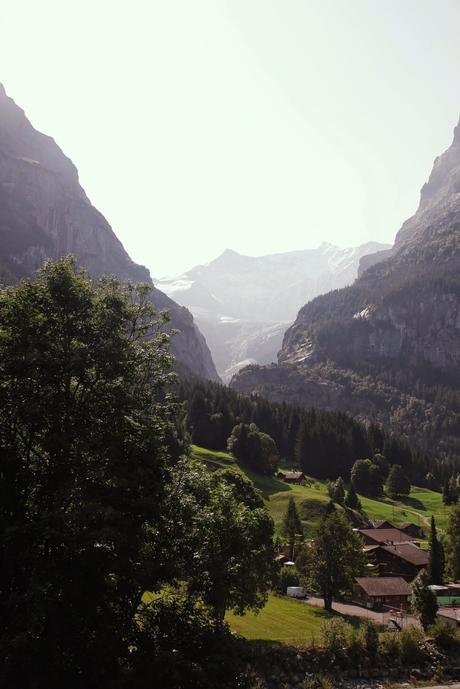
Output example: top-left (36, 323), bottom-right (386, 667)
top-left (232, 116), bottom-right (460, 459)
top-left (158, 242), bottom-right (390, 381)
top-left (0, 84), bottom-right (219, 381)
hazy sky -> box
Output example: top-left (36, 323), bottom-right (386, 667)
top-left (1, 1), bottom-right (460, 277)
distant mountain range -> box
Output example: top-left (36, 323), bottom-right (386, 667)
top-left (157, 242), bottom-right (390, 381)
top-left (232, 115), bottom-right (460, 464)
top-left (0, 84), bottom-right (219, 381)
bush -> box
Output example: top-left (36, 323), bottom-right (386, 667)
top-left (303, 674), bottom-right (335, 689)
top-left (275, 566), bottom-right (302, 593)
top-left (429, 620), bottom-right (460, 652)
top-left (363, 620), bottom-right (379, 657)
top-left (399, 627), bottom-right (425, 665)
top-left (379, 631), bottom-right (401, 658)
top-left (319, 618), bottom-right (349, 653)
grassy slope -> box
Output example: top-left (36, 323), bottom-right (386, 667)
top-left (191, 445), bottom-right (447, 536)
top-left (226, 593), bottom-right (335, 644)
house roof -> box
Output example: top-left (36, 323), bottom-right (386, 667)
top-left (399, 522), bottom-right (418, 528)
top-left (358, 528), bottom-right (416, 544)
top-left (370, 520), bottom-right (394, 529)
top-left (356, 577), bottom-right (412, 597)
top-left (280, 470), bottom-right (304, 480)
top-left (381, 542), bottom-right (429, 567)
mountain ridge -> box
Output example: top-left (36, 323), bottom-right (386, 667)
top-left (0, 83), bottom-right (219, 381)
top-left (232, 114), bottom-right (460, 462)
top-left (157, 241), bottom-right (390, 380)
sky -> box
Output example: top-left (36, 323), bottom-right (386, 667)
top-left (1, 0), bottom-right (460, 277)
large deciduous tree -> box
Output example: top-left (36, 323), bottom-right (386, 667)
top-left (0, 259), bottom-right (177, 688)
top-left (387, 464), bottom-right (411, 498)
top-left (298, 512), bottom-right (366, 611)
top-left (165, 461), bottom-right (275, 623)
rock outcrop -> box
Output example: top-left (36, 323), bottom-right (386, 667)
top-left (232, 116), bottom-right (460, 459)
top-left (0, 84), bottom-right (219, 381)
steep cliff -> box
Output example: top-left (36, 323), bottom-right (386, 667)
top-left (232, 116), bottom-right (460, 459)
top-left (0, 84), bottom-right (218, 381)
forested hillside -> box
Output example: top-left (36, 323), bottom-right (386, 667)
top-left (178, 379), bottom-right (455, 485)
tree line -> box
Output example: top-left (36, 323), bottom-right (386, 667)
top-left (179, 378), bottom-right (445, 486)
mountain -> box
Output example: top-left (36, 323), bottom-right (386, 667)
top-left (0, 84), bottom-right (218, 381)
top-left (232, 116), bottom-right (460, 463)
top-left (157, 242), bottom-right (390, 381)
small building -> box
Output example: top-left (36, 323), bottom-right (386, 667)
top-left (279, 470), bottom-right (305, 484)
top-left (358, 528), bottom-right (416, 546)
top-left (367, 542), bottom-right (429, 581)
top-left (354, 577), bottom-right (412, 611)
top-left (399, 522), bottom-right (425, 539)
top-left (274, 553), bottom-right (289, 565)
top-left (369, 519), bottom-right (395, 529)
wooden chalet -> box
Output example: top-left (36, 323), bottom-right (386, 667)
top-left (365, 542), bottom-right (429, 581)
top-left (279, 470), bottom-right (305, 484)
top-left (357, 528), bottom-right (417, 546)
top-left (354, 577), bottom-right (412, 611)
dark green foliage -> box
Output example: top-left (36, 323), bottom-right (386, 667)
top-left (282, 496), bottom-right (303, 560)
top-left (227, 422), bottom-right (279, 475)
top-left (327, 477), bottom-right (345, 504)
top-left (428, 516), bottom-right (444, 585)
top-left (179, 379), bottom-right (429, 484)
top-left (350, 459), bottom-right (383, 496)
top-left (0, 259), bottom-right (177, 688)
top-left (344, 483), bottom-right (361, 510)
top-left (387, 464), bottom-right (411, 497)
top-left (443, 476), bottom-right (459, 505)
top-left (275, 566), bottom-right (302, 594)
top-left (411, 569), bottom-right (439, 631)
top-left (297, 511), bottom-right (366, 611)
top-left (167, 459), bottom-right (275, 623)
top-left (132, 592), bottom-right (248, 689)
top-left (446, 503), bottom-right (460, 580)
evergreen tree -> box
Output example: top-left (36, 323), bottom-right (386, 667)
top-left (428, 516), bottom-right (444, 585)
top-left (282, 496), bottom-right (303, 560)
top-left (344, 483), bottom-right (361, 510)
top-left (411, 569), bottom-right (438, 631)
top-left (328, 477), bottom-right (345, 504)
top-left (446, 503), bottom-right (460, 580)
top-left (294, 423), bottom-right (309, 470)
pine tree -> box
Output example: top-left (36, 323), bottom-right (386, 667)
top-left (411, 569), bottom-right (438, 631)
top-left (344, 483), bottom-right (361, 510)
top-left (282, 496), bottom-right (303, 560)
top-left (428, 516), bottom-right (444, 585)
top-left (446, 503), bottom-right (460, 580)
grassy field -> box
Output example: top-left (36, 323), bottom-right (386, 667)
top-left (225, 593), bottom-right (334, 644)
top-left (191, 445), bottom-right (448, 537)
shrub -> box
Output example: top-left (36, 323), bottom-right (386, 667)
top-left (303, 674), bottom-right (335, 689)
top-left (379, 631), bottom-right (401, 658)
top-left (399, 627), bottom-right (425, 665)
top-left (319, 618), bottom-right (349, 653)
top-left (429, 620), bottom-right (460, 652)
top-left (363, 620), bottom-right (379, 657)
top-left (275, 566), bottom-right (302, 593)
